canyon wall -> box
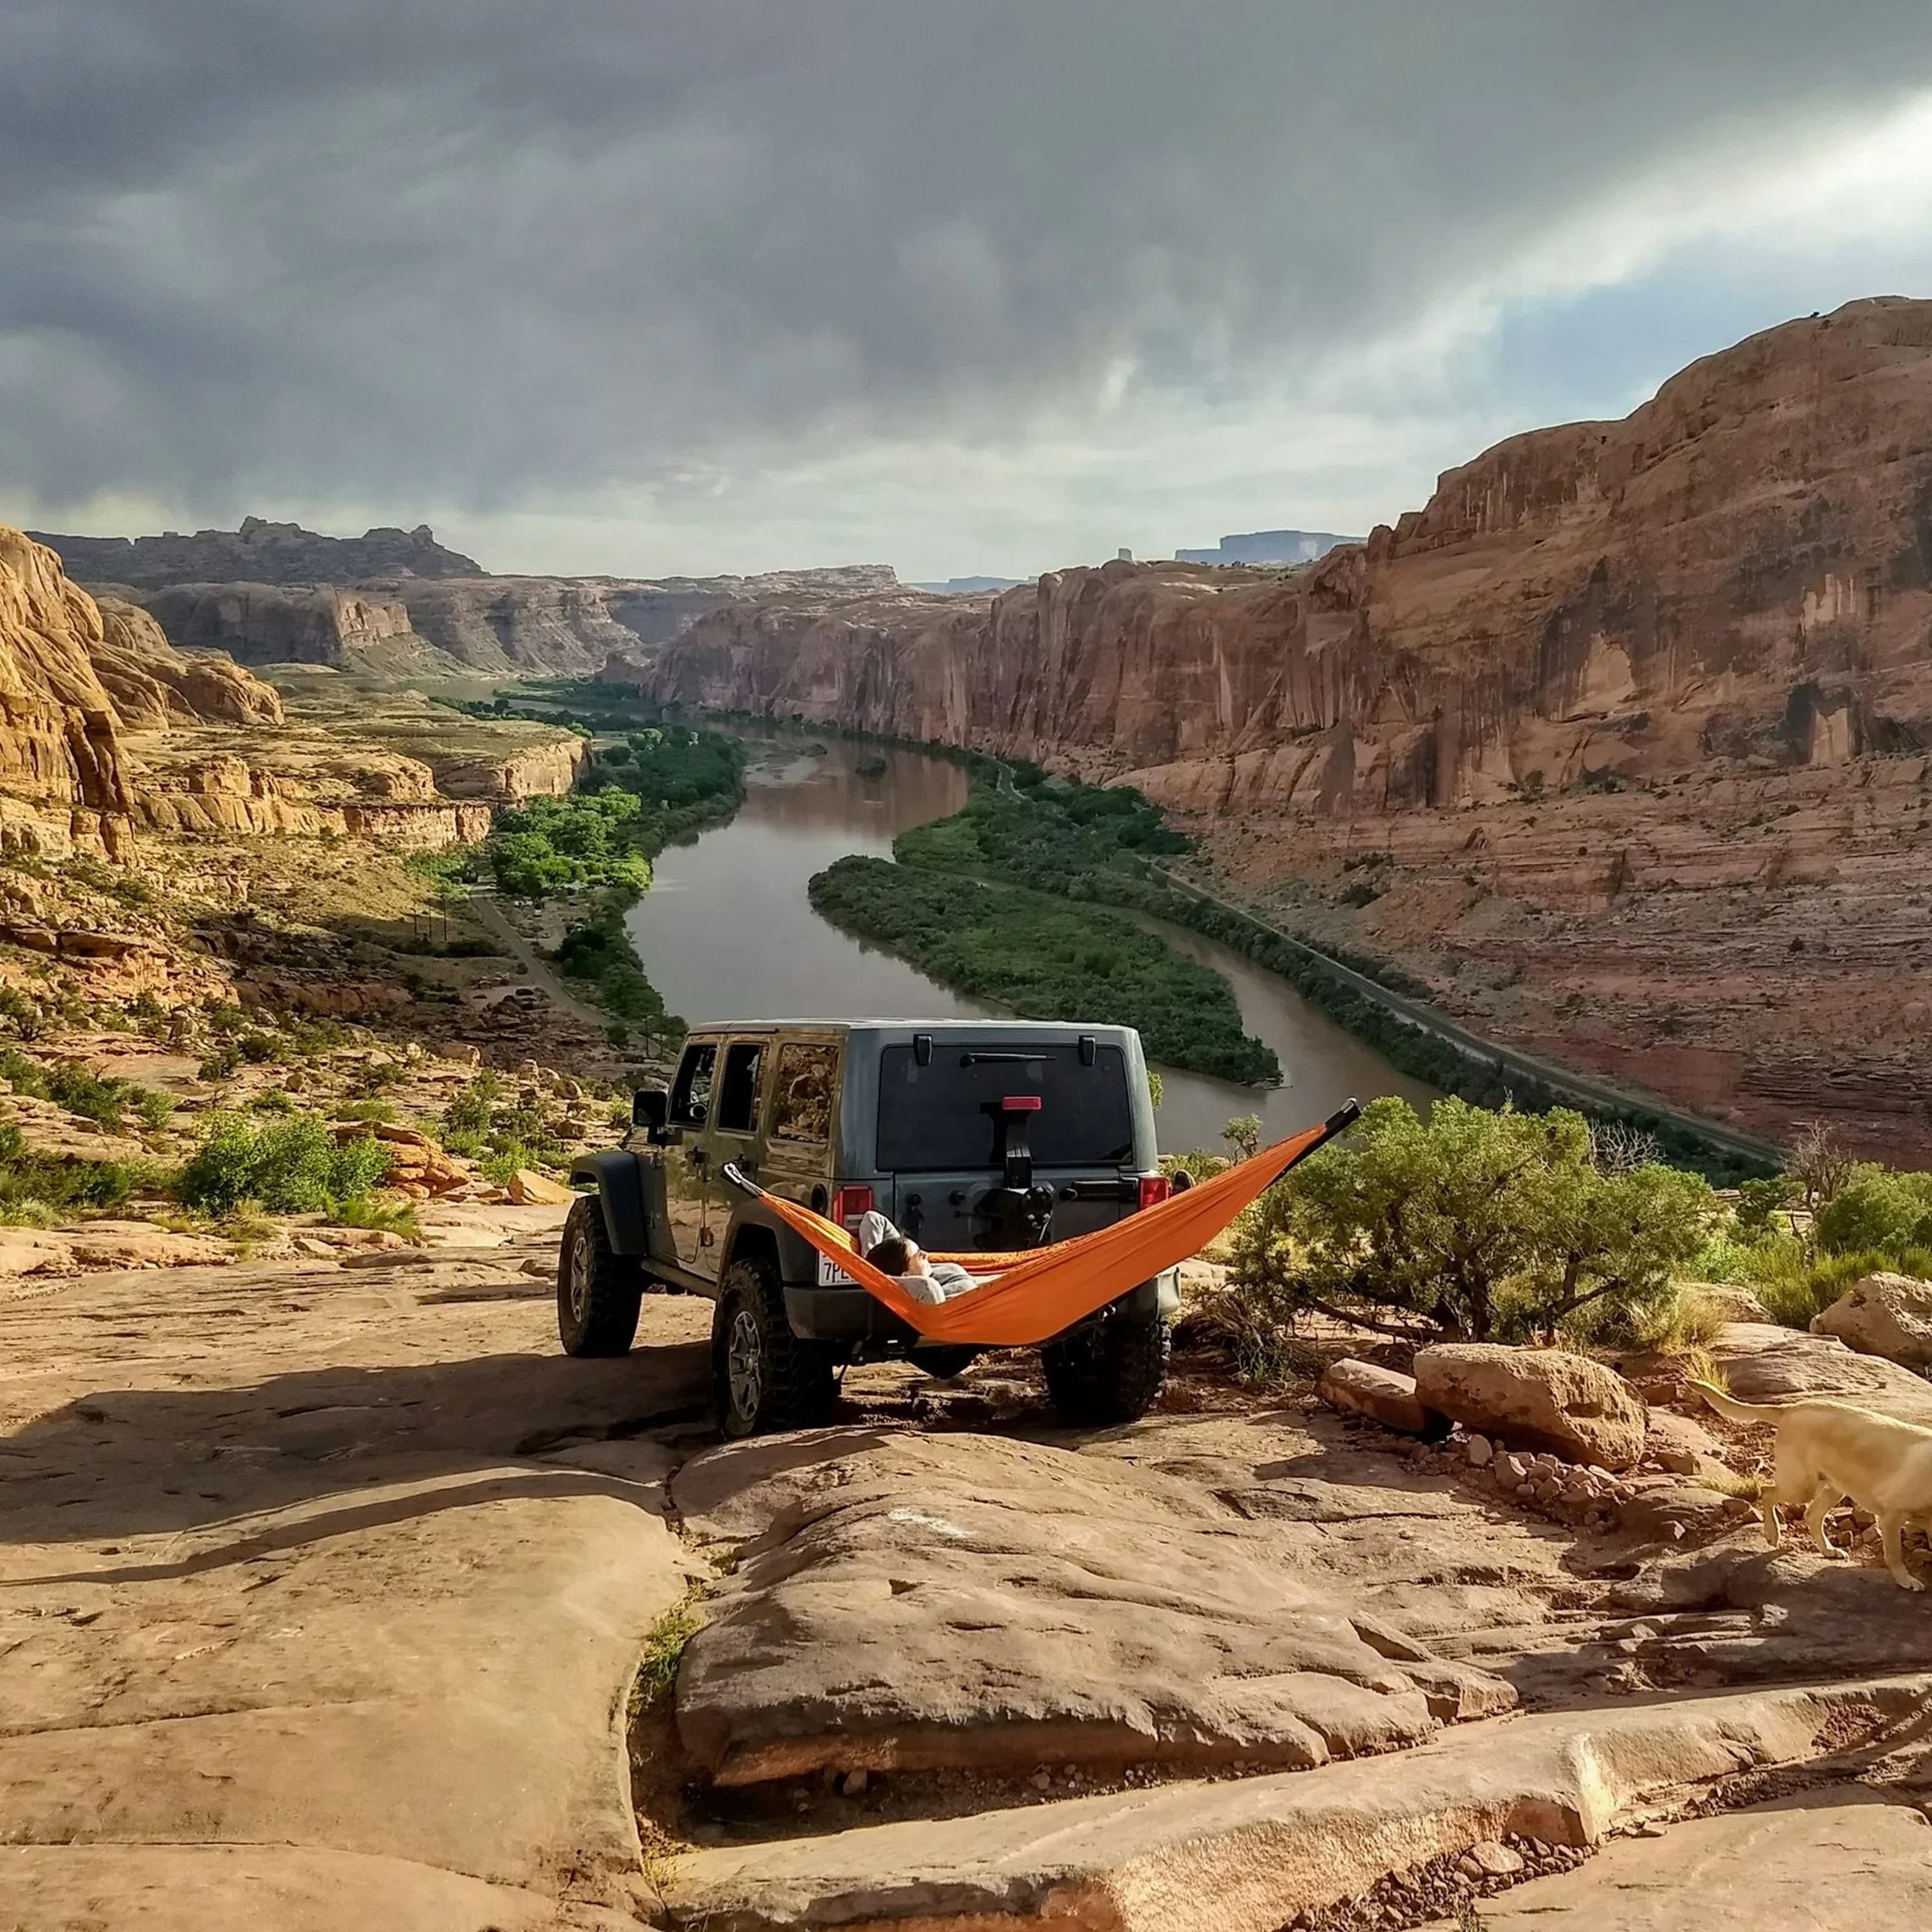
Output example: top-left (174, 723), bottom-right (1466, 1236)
top-left (647, 297), bottom-right (1932, 804)
top-left (640, 298), bottom-right (1932, 1156)
top-left (131, 583), bottom-right (432, 672)
top-left (35, 517), bottom-right (905, 679)
top-left (0, 525), bottom-right (526, 858)
top-left (0, 525), bottom-right (287, 828)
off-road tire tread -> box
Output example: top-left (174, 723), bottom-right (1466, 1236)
top-left (557, 1195), bottom-right (643, 1357)
top-left (713, 1255), bottom-right (838, 1437)
top-left (1041, 1310), bottom-right (1171, 1426)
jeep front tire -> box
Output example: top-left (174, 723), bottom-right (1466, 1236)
top-left (711, 1255), bottom-right (838, 1437)
top-left (556, 1194), bottom-right (643, 1357)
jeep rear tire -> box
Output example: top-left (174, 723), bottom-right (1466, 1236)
top-left (712, 1256), bottom-right (838, 1437)
top-left (557, 1194), bottom-right (643, 1357)
top-left (1041, 1306), bottom-right (1171, 1426)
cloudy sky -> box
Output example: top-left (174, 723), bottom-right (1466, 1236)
top-left (6, 2), bottom-right (1932, 580)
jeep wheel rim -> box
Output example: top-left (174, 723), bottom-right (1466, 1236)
top-left (727, 1307), bottom-right (764, 1419)
top-left (568, 1228), bottom-right (592, 1324)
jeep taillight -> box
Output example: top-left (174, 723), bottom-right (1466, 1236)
top-left (832, 1184), bottom-right (874, 1232)
top-left (1138, 1174), bottom-right (1171, 1211)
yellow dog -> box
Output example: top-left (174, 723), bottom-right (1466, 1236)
top-left (1694, 1380), bottom-right (1932, 1591)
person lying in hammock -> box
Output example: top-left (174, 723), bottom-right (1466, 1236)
top-left (855, 1213), bottom-right (985, 1306)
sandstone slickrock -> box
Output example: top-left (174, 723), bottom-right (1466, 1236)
top-left (1645, 1410), bottom-right (1732, 1482)
top-left (1810, 1271), bottom-right (1932, 1370)
top-left (91, 598), bottom-right (284, 728)
top-left (638, 298), bottom-right (1932, 1156)
top-left (0, 1230), bottom-right (715, 1930)
top-left (1413, 1344), bottom-right (1648, 1471)
top-left (132, 581), bottom-right (442, 672)
top-left (669, 1430), bottom-right (1512, 1786)
top-left (668, 1676), bottom-right (1932, 1932)
top-left (1319, 1357), bottom-right (1433, 1436)
top-left (1447, 1786), bottom-right (1932, 1931)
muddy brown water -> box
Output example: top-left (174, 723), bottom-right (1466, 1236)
top-left (625, 739), bottom-right (1434, 1156)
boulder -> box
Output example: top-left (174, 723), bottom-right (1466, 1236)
top-left (1680, 1281), bottom-right (1772, 1324)
top-left (1645, 1409), bottom-right (1733, 1482)
top-left (1811, 1272), bottom-right (1932, 1371)
top-left (507, 1167), bottom-right (576, 1206)
top-left (1413, 1344), bottom-right (1647, 1472)
top-left (1709, 1322), bottom-right (1932, 1426)
top-left (1317, 1358), bottom-right (1431, 1437)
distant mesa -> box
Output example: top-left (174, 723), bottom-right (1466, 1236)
top-left (28, 516), bottom-right (484, 588)
top-left (911, 575), bottom-right (1028, 596)
top-left (1175, 529), bottom-right (1361, 567)
top-left (26, 515), bottom-right (901, 682)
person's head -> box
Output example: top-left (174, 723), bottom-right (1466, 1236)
top-left (867, 1235), bottom-right (928, 1276)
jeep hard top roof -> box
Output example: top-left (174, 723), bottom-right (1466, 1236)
top-left (679, 1019), bottom-right (1142, 1040)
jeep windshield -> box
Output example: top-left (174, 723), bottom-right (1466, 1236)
top-left (876, 1042), bottom-right (1136, 1169)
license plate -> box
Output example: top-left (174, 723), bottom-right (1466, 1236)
top-left (816, 1253), bottom-right (858, 1287)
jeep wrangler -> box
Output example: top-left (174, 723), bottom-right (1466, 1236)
top-left (560, 1020), bottom-right (1183, 1436)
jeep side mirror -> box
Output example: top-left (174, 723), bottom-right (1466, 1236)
top-left (633, 1087), bottom-right (672, 1142)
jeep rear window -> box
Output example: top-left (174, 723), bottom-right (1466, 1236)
top-left (876, 1044), bottom-right (1135, 1169)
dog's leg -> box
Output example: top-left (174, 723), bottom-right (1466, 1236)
top-left (1805, 1483), bottom-right (1848, 1559)
top-left (1880, 1514), bottom-right (1927, 1592)
top-left (1761, 1493), bottom-right (1783, 1549)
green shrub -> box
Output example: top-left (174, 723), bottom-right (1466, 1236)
top-left (177, 1114), bottom-right (393, 1216)
top-left (199, 1044), bottom-right (242, 1081)
top-left (1228, 1096), bottom-right (1712, 1343)
top-left (444, 1071), bottom-right (506, 1142)
top-left (0, 1118), bottom-right (148, 1215)
top-left (134, 1088), bottom-right (176, 1131)
top-left (44, 1063), bottom-right (132, 1128)
top-left (0, 987), bottom-right (49, 1038)
top-left (1736, 1175), bottom-right (1800, 1240)
top-left (334, 1098), bottom-right (400, 1124)
top-left (1814, 1169), bottom-right (1932, 1260)
top-left (332, 1195), bottom-right (422, 1241)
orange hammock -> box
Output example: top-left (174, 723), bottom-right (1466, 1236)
top-left (722, 1100), bottom-right (1359, 1348)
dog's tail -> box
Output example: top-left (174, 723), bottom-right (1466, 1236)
top-left (1690, 1378), bottom-right (1785, 1426)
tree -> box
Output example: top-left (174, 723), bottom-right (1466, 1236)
top-left (1788, 1119), bottom-right (1853, 1210)
top-left (1222, 1113), bottom-right (1263, 1160)
top-left (1226, 1096), bottom-right (1712, 1343)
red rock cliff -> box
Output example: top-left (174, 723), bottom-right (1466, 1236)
top-left (647, 297), bottom-right (1932, 811)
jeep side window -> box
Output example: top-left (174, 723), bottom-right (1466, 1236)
top-left (670, 1042), bottom-right (717, 1127)
top-left (769, 1042), bottom-right (837, 1144)
top-left (716, 1042), bottom-right (764, 1136)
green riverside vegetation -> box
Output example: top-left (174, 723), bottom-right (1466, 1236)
top-left (480, 723), bottom-right (748, 1045)
top-left (809, 855), bottom-right (1279, 1084)
top-left (888, 764), bottom-right (1769, 1183)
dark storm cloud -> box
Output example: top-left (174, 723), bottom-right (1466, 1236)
top-left (5, 0), bottom-right (1932, 521)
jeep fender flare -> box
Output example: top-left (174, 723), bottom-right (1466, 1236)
top-left (569, 1151), bottom-right (651, 1257)
top-left (722, 1199), bottom-right (822, 1285)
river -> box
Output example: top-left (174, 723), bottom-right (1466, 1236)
top-left (626, 739), bottom-right (1435, 1156)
